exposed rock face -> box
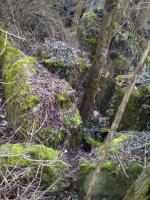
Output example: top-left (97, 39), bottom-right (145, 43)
top-left (36, 40), bottom-right (91, 93)
top-left (0, 38), bottom-right (81, 147)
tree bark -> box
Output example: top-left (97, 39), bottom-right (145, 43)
top-left (123, 164), bottom-right (150, 200)
top-left (80, 0), bottom-right (119, 124)
top-left (85, 40), bottom-right (150, 200)
top-left (72, 0), bottom-right (86, 31)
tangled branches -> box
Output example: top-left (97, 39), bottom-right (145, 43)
top-left (0, 0), bottom-right (75, 54)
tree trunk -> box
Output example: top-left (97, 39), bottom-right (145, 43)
top-left (123, 164), bottom-right (150, 200)
top-left (80, 0), bottom-right (119, 124)
top-left (72, 0), bottom-right (86, 31)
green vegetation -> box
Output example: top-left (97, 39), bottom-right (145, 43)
top-left (85, 133), bottom-right (128, 154)
top-left (0, 0), bottom-right (149, 198)
top-left (77, 57), bottom-right (91, 71)
top-left (1, 45), bottom-right (40, 132)
top-left (79, 160), bottom-right (116, 176)
top-left (56, 93), bottom-right (81, 127)
top-left (0, 36), bottom-right (82, 147)
top-left (0, 144), bottom-right (68, 189)
top-left (109, 134), bottom-right (128, 153)
top-left (79, 161), bottom-right (96, 176)
top-left (83, 12), bottom-right (97, 27)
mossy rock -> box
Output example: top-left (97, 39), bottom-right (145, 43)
top-left (0, 37), bottom-right (82, 147)
top-left (74, 133), bottom-right (143, 199)
top-left (0, 144), bottom-right (68, 191)
top-left (76, 160), bottom-right (143, 200)
top-left (98, 134), bottom-right (129, 154)
top-left (78, 9), bottom-right (102, 54)
top-left (108, 82), bottom-right (150, 131)
top-left (36, 40), bottom-right (91, 91)
top-left (83, 132), bottom-right (129, 154)
top-left (78, 4), bottom-right (138, 64)
top-left (107, 53), bottom-right (132, 75)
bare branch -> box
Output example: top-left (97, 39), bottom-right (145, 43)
top-left (0, 28), bottom-right (26, 40)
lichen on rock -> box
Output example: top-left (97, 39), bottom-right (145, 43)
top-left (36, 40), bottom-right (91, 91)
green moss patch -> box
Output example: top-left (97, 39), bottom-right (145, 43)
top-left (0, 144), bottom-right (68, 190)
top-left (109, 134), bottom-right (129, 153)
top-left (79, 160), bottom-right (116, 176)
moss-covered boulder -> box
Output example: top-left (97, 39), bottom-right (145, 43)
top-left (74, 131), bottom-right (150, 199)
top-left (0, 144), bottom-right (68, 194)
top-left (107, 74), bottom-right (150, 131)
top-left (0, 37), bottom-right (81, 146)
top-left (36, 40), bottom-right (91, 91)
top-left (77, 161), bottom-right (143, 200)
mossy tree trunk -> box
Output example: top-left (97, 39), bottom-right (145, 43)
top-left (123, 164), bottom-right (150, 200)
top-left (72, 0), bottom-right (86, 31)
top-left (80, 0), bottom-right (119, 124)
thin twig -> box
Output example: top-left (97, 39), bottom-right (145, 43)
top-left (0, 28), bottom-right (26, 40)
top-left (0, 34), bottom-right (8, 56)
